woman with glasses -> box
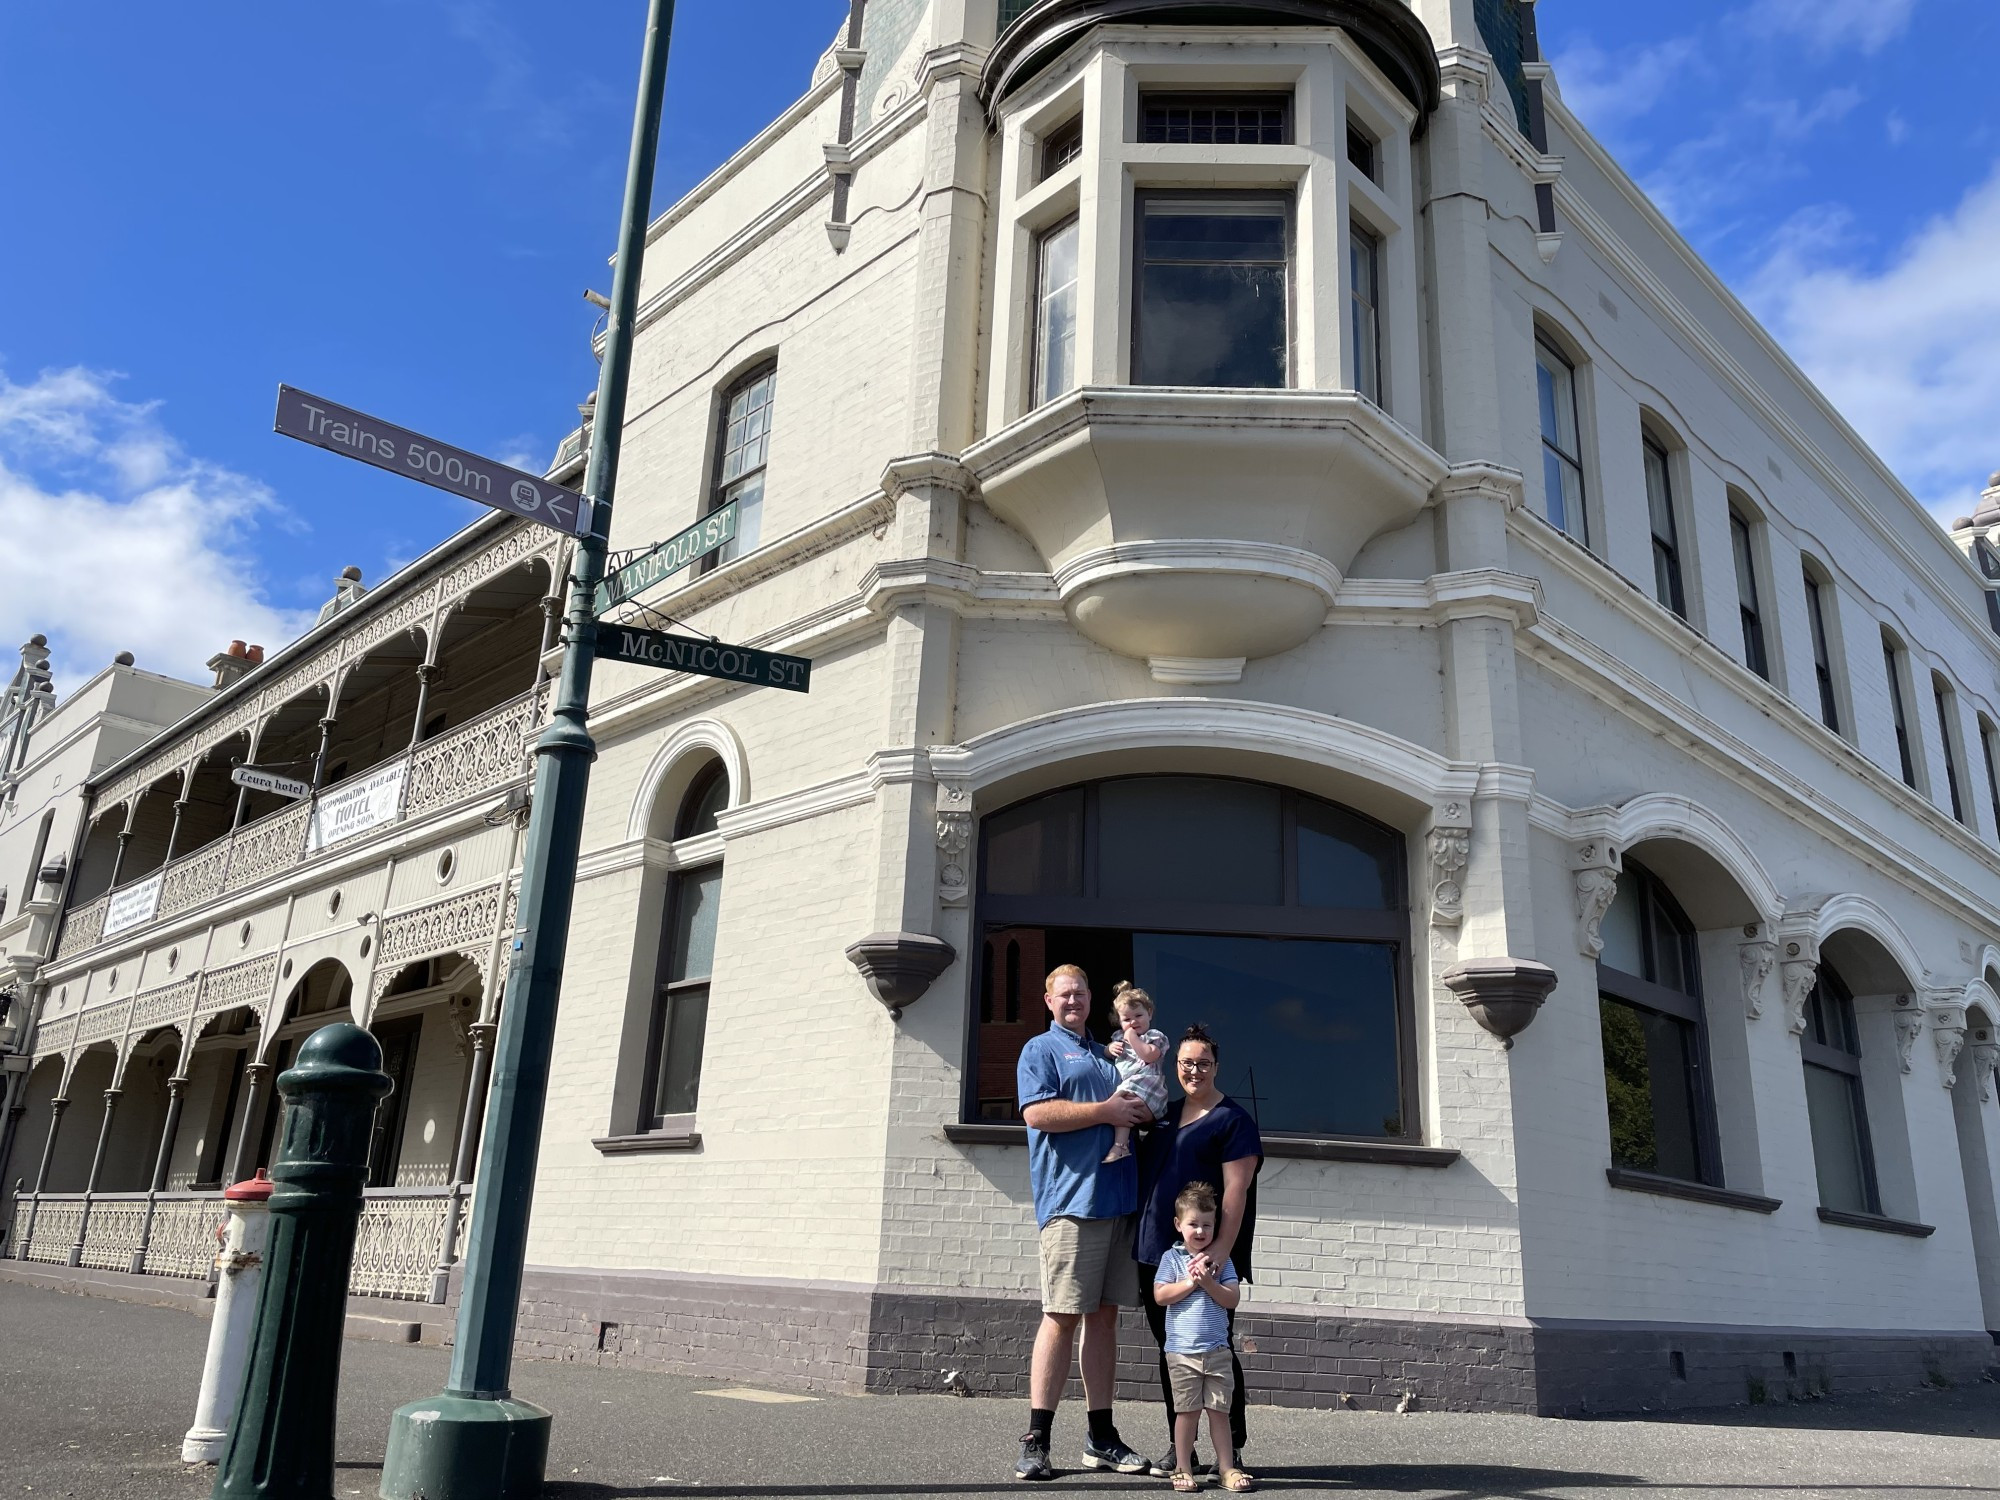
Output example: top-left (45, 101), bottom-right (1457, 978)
top-left (1135, 1023), bottom-right (1263, 1478)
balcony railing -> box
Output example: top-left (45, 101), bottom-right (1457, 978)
top-left (54, 687), bottom-right (543, 964)
top-left (7, 1183), bottom-right (468, 1303)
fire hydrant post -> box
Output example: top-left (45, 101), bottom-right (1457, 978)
top-left (183, 1170), bottom-right (275, 1463)
top-left (211, 1024), bottom-right (390, 1500)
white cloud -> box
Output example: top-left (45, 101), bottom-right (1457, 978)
top-left (1744, 161), bottom-right (2000, 520)
top-left (1741, 0), bottom-right (1920, 54)
top-left (0, 367), bottom-right (315, 690)
top-left (1549, 36), bottom-right (1700, 137)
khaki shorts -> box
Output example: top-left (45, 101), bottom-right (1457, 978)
top-left (1166, 1347), bottom-right (1236, 1413)
top-left (1038, 1214), bottom-right (1139, 1315)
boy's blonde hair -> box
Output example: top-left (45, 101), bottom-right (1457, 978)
top-left (1174, 1181), bottom-right (1219, 1220)
top-left (1111, 980), bottom-right (1153, 1018)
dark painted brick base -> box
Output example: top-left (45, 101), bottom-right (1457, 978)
top-left (505, 1268), bottom-right (1995, 1415)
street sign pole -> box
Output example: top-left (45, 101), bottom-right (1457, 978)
top-left (379, 2), bottom-right (676, 1496)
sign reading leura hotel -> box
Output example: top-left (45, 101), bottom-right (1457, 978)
top-left (597, 625), bottom-right (811, 694)
top-left (307, 762), bottom-right (409, 852)
top-left (102, 871), bottom-right (165, 939)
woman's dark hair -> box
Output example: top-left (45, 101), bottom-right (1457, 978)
top-left (1178, 1023), bottom-right (1219, 1063)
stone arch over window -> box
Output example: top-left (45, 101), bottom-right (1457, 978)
top-left (628, 718), bottom-right (749, 843)
top-left (966, 772), bottom-right (1415, 1140)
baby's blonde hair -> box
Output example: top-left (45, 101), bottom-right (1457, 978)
top-left (1111, 980), bottom-right (1153, 1018)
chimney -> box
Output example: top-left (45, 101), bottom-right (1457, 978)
top-left (208, 639), bottom-right (258, 690)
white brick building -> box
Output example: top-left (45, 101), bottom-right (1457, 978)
top-left (13, 0), bottom-right (2000, 1414)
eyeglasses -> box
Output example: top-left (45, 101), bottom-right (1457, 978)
top-left (1177, 1058), bottom-right (1215, 1073)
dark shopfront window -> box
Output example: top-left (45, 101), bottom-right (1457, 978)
top-left (968, 776), bottom-right (1414, 1140)
top-left (1597, 860), bottom-right (1721, 1185)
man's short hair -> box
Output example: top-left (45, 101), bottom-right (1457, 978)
top-left (1174, 1181), bottom-right (1219, 1220)
top-left (1045, 963), bottom-right (1089, 992)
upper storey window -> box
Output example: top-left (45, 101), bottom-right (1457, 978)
top-left (1803, 565), bottom-right (1841, 733)
top-left (1040, 115), bottom-right (1083, 178)
top-left (1535, 337), bottom-right (1588, 545)
top-left (1643, 439), bottom-right (1688, 620)
top-left (1134, 193), bottom-right (1290, 388)
top-left (1346, 114), bottom-right (1378, 180)
top-left (1139, 92), bottom-right (1291, 145)
top-left (708, 362), bottom-right (775, 567)
top-left (1034, 219), bottom-right (1081, 405)
top-left (1730, 508), bottom-right (1769, 680)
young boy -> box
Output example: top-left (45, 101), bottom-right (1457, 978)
top-left (1153, 1183), bottom-right (1253, 1492)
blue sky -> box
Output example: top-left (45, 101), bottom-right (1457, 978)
top-left (1, 0), bottom-right (1995, 687)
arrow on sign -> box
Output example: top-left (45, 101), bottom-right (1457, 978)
top-left (274, 385), bottom-right (593, 538)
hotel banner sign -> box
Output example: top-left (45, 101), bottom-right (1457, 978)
top-left (103, 872), bottom-right (165, 939)
top-left (308, 761), bottom-right (409, 852)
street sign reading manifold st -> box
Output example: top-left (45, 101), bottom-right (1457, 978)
top-left (274, 385), bottom-right (592, 537)
top-left (231, 765), bottom-right (312, 801)
top-left (597, 624), bottom-right (811, 694)
top-left (596, 498), bottom-right (738, 612)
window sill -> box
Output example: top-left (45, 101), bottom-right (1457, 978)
top-left (944, 1123), bottom-right (1459, 1167)
top-left (592, 1129), bottom-right (702, 1155)
top-left (1817, 1205), bottom-right (1935, 1239)
top-left (1605, 1167), bottom-right (1780, 1214)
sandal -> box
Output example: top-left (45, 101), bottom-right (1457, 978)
top-left (1171, 1471), bottom-right (1202, 1493)
top-left (1221, 1469), bottom-right (1256, 1493)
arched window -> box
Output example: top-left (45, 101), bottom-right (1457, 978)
top-left (706, 361), bottom-right (776, 568)
top-left (1800, 962), bottom-right (1880, 1216)
top-left (968, 775), bottom-right (1413, 1139)
top-left (1534, 332), bottom-right (1588, 544)
top-left (643, 761), bottom-right (726, 1128)
top-left (1597, 859), bottom-right (1719, 1185)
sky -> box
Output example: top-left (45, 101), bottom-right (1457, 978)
top-left (1, 0), bottom-right (1995, 691)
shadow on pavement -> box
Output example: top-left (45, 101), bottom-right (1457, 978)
top-left (536, 1467), bottom-right (1648, 1497)
top-left (1633, 1385), bottom-right (2000, 1441)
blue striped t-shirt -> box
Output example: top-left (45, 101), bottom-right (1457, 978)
top-left (1156, 1245), bottom-right (1238, 1354)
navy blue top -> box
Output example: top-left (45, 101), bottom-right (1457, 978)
top-left (1018, 1022), bottom-right (1139, 1228)
top-left (1136, 1095), bottom-right (1263, 1278)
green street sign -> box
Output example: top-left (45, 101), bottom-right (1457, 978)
top-left (596, 500), bottom-right (738, 612)
top-left (597, 624), bottom-right (811, 693)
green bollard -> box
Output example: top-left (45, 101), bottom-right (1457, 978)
top-left (212, 1023), bottom-right (390, 1500)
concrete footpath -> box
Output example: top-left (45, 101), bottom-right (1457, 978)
top-left (0, 1280), bottom-right (1994, 1499)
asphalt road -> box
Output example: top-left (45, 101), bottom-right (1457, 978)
top-left (0, 1280), bottom-right (1995, 1498)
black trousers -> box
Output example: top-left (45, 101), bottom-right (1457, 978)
top-left (1138, 1263), bottom-right (1247, 1453)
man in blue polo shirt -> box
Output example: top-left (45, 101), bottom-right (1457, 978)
top-left (1011, 963), bottom-right (1154, 1482)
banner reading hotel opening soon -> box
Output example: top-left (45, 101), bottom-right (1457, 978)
top-left (307, 761), bottom-right (410, 853)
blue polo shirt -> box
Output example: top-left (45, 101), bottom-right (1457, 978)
top-left (1018, 1022), bottom-right (1138, 1228)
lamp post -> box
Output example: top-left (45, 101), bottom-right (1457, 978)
top-left (379, 3), bottom-right (677, 1495)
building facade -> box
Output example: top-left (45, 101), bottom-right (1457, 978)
top-left (14, 0), bottom-right (2000, 1415)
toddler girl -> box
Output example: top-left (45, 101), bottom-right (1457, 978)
top-left (1103, 981), bottom-right (1168, 1163)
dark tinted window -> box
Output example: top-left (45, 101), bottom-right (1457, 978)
top-left (1135, 194), bottom-right (1288, 389)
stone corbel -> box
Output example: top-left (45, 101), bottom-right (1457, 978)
top-left (1891, 994), bottom-right (1924, 1072)
top-left (1427, 818), bottom-right (1470, 944)
top-left (1737, 928), bottom-right (1777, 1022)
top-left (1440, 958), bottom-right (1558, 1048)
top-left (1930, 1002), bottom-right (1969, 1090)
top-left (1572, 840), bottom-right (1621, 959)
top-left (1792, 944), bottom-right (1824, 1040)
top-left (845, 932), bottom-right (956, 1020)
top-left (935, 780), bottom-right (972, 908)
top-left (1969, 1018), bottom-right (2000, 1104)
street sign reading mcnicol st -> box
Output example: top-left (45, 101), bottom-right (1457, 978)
top-left (596, 498), bottom-right (738, 612)
top-left (597, 624), bottom-right (811, 694)
top-left (274, 385), bottom-right (592, 537)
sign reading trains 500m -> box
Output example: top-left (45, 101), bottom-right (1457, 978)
top-left (597, 625), bottom-right (811, 694)
top-left (273, 385), bottom-right (593, 537)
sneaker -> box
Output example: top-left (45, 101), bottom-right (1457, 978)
top-left (1015, 1432), bottom-right (1054, 1482)
top-left (1159, 1450), bottom-right (1214, 1477)
top-left (1080, 1434), bottom-right (1152, 1474)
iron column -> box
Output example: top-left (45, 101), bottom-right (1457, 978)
top-left (379, 2), bottom-right (676, 1494)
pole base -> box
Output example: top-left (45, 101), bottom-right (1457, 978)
top-left (379, 1392), bottom-right (551, 1500)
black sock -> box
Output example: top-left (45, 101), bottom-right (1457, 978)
top-left (1087, 1407), bottom-right (1117, 1445)
top-left (1029, 1407), bottom-right (1055, 1442)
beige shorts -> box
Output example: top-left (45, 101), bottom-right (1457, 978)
top-left (1038, 1214), bottom-right (1139, 1315)
top-left (1166, 1346), bottom-right (1236, 1413)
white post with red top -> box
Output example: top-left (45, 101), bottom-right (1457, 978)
top-left (181, 1170), bottom-right (274, 1464)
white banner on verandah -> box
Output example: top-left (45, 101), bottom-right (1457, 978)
top-left (307, 761), bottom-right (408, 852)
top-left (102, 871), bottom-right (164, 938)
